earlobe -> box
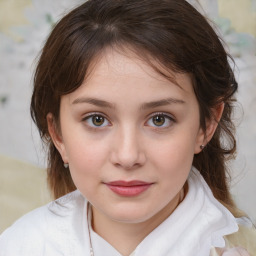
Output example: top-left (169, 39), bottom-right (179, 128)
top-left (194, 103), bottom-right (224, 154)
top-left (47, 113), bottom-right (68, 163)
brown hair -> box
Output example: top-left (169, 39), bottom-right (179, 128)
top-left (31, 0), bottom-right (240, 215)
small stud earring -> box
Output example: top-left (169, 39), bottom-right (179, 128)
top-left (200, 145), bottom-right (205, 150)
top-left (64, 163), bottom-right (69, 168)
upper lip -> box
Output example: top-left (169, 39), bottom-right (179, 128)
top-left (105, 180), bottom-right (153, 186)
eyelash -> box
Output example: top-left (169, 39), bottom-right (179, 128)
top-left (82, 112), bottom-right (111, 130)
top-left (146, 112), bottom-right (175, 129)
top-left (81, 112), bottom-right (175, 130)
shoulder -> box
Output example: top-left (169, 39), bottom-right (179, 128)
top-left (211, 218), bottom-right (256, 256)
top-left (224, 220), bottom-right (256, 256)
top-left (0, 205), bottom-right (47, 255)
top-left (0, 190), bottom-right (87, 256)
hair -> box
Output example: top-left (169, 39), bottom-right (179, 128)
top-left (31, 0), bottom-right (241, 216)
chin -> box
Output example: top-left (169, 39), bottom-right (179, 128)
top-left (107, 207), bottom-right (157, 224)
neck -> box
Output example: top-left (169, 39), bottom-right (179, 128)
top-left (91, 187), bottom-right (185, 256)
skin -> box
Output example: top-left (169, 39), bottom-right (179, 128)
top-left (48, 48), bottom-right (222, 255)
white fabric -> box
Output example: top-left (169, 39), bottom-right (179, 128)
top-left (0, 167), bottom-right (246, 256)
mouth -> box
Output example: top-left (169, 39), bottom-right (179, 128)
top-left (104, 180), bottom-right (154, 197)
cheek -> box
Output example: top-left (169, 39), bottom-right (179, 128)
top-left (63, 133), bottom-right (110, 186)
top-left (68, 142), bottom-right (108, 170)
top-left (149, 130), bottom-right (198, 181)
top-left (66, 142), bottom-right (108, 196)
top-left (152, 133), bottom-right (196, 164)
top-left (155, 145), bottom-right (194, 177)
top-left (61, 121), bottom-right (108, 165)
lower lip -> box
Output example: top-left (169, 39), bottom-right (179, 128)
top-left (106, 184), bottom-right (152, 197)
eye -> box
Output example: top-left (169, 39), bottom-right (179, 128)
top-left (83, 113), bottom-right (110, 127)
top-left (146, 113), bottom-right (174, 128)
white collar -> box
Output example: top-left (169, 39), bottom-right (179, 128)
top-left (86, 167), bottom-right (238, 256)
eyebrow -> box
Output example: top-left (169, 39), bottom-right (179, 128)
top-left (72, 97), bottom-right (116, 109)
top-left (140, 98), bottom-right (185, 110)
top-left (72, 97), bottom-right (185, 109)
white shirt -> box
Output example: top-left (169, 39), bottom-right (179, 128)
top-left (0, 167), bottom-right (249, 256)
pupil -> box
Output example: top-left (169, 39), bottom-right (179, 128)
top-left (153, 115), bottom-right (165, 126)
top-left (93, 115), bottom-right (104, 126)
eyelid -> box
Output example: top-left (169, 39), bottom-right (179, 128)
top-left (81, 112), bottom-right (112, 129)
top-left (145, 111), bottom-right (176, 128)
top-left (147, 112), bottom-right (175, 120)
top-left (81, 111), bottom-right (175, 130)
top-left (82, 112), bottom-right (109, 121)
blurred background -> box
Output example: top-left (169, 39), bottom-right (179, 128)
top-left (0, 0), bottom-right (255, 233)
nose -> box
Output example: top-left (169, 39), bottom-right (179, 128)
top-left (110, 126), bottom-right (146, 170)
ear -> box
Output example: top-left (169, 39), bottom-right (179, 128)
top-left (194, 103), bottom-right (224, 154)
top-left (47, 113), bottom-right (69, 164)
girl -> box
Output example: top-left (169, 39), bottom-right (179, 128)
top-left (0, 0), bottom-right (255, 255)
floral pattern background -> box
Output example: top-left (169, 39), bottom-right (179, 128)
top-left (0, 0), bottom-right (256, 223)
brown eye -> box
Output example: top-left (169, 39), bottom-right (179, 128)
top-left (146, 113), bottom-right (174, 128)
top-left (152, 115), bottom-right (165, 126)
top-left (83, 114), bottom-right (110, 128)
top-left (92, 115), bottom-right (105, 126)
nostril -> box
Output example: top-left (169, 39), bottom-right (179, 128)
top-left (113, 161), bottom-right (142, 171)
top-left (109, 131), bottom-right (146, 169)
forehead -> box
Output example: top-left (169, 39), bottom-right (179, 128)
top-left (83, 47), bottom-right (192, 91)
top-left (65, 47), bottom-right (195, 105)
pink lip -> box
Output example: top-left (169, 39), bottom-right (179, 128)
top-left (104, 180), bottom-right (153, 197)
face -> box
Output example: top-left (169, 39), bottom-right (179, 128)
top-left (49, 48), bottom-right (208, 226)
